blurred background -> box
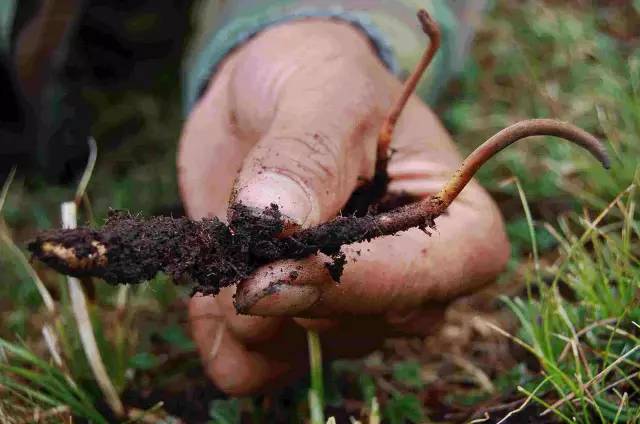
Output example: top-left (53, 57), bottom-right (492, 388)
top-left (1, 1), bottom-right (639, 423)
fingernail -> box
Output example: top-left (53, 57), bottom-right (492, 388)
top-left (236, 283), bottom-right (321, 316)
top-left (236, 172), bottom-right (313, 227)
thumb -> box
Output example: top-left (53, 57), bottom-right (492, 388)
top-left (230, 66), bottom-right (382, 228)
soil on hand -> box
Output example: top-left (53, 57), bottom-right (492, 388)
top-left (29, 199), bottom-right (411, 294)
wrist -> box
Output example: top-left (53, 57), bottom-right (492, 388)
top-left (229, 19), bottom-right (389, 78)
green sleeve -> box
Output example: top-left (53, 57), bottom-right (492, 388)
top-left (0, 0), bottom-right (16, 52)
top-left (184, 0), bottom-right (485, 113)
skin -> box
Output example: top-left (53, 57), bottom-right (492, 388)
top-left (177, 20), bottom-right (510, 396)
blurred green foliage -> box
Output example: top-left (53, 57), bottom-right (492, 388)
top-left (1, 1), bottom-right (639, 423)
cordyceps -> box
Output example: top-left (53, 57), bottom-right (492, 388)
top-left (28, 10), bottom-right (610, 298)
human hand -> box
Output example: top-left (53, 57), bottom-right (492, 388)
top-left (178, 19), bottom-right (509, 395)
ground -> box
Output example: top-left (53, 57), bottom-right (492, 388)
top-left (1, 1), bottom-right (639, 423)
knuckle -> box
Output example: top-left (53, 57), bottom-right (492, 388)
top-left (209, 367), bottom-right (254, 396)
top-left (264, 134), bottom-right (341, 183)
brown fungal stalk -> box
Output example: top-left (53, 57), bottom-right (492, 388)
top-left (377, 9), bottom-right (441, 163)
top-left (435, 119), bottom-right (610, 209)
top-left (28, 11), bottom-right (611, 298)
top-left (344, 10), bottom-right (440, 214)
top-left (28, 118), bottom-right (610, 295)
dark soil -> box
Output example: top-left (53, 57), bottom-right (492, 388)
top-left (340, 159), bottom-right (391, 216)
top-left (29, 190), bottom-right (429, 296)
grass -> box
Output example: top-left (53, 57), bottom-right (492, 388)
top-left (0, 338), bottom-right (108, 424)
top-left (1, 0), bottom-right (639, 423)
top-left (446, 1), bottom-right (639, 204)
top-left (308, 330), bottom-right (326, 424)
top-left (491, 181), bottom-right (640, 422)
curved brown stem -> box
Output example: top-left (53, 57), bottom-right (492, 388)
top-left (293, 119), bottom-right (611, 252)
top-left (382, 119), bottom-right (609, 225)
top-left (376, 9), bottom-right (441, 162)
top-left (28, 119), bottom-right (610, 289)
top-left (432, 119), bottom-right (610, 209)
top-left (340, 9), bottom-right (441, 215)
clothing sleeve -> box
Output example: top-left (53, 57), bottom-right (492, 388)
top-left (0, 0), bottom-right (16, 52)
top-left (183, 0), bottom-right (487, 114)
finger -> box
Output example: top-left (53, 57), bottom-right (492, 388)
top-left (177, 51), bottom-right (253, 220)
top-left (227, 24), bottom-right (390, 227)
top-left (384, 303), bottom-right (449, 336)
top-left (231, 76), bottom-right (380, 227)
top-left (215, 286), bottom-right (284, 345)
top-left (180, 54), bottom-right (289, 360)
top-left (235, 98), bottom-right (510, 317)
top-left (236, 189), bottom-right (507, 318)
top-left (189, 295), bottom-right (299, 396)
